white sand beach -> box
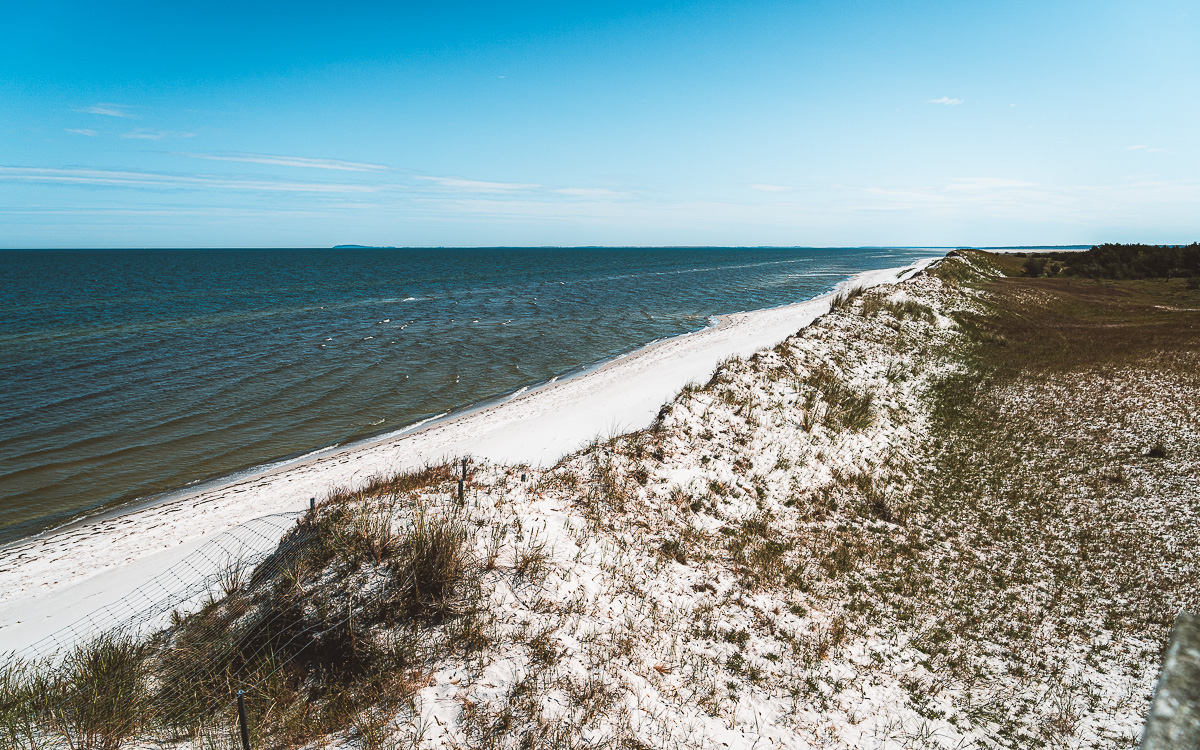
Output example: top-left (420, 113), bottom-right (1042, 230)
top-left (0, 259), bottom-right (935, 654)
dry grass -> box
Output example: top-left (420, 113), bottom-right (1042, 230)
top-left (0, 464), bottom-right (487, 750)
top-left (829, 285), bottom-right (866, 310)
top-left (803, 364), bottom-right (875, 432)
top-left (0, 636), bottom-right (149, 750)
top-left (8, 253), bottom-right (1197, 749)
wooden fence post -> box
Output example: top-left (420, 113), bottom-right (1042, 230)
top-left (1142, 611), bottom-right (1200, 749)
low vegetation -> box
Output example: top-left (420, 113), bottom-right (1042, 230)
top-left (1019, 242), bottom-right (1200, 280)
top-left (3, 249), bottom-right (1196, 749)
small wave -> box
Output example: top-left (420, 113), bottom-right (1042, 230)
top-left (506, 386), bottom-right (529, 401)
top-left (375, 411), bottom-right (449, 440)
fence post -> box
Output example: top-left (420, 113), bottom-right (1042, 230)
top-left (237, 690), bottom-right (251, 750)
top-left (457, 479), bottom-right (464, 504)
top-left (462, 457), bottom-right (468, 480)
top-left (1141, 611), bottom-right (1200, 749)
top-left (309, 497), bottom-right (316, 512)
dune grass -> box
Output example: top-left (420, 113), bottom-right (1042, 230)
top-left (0, 464), bottom-right (487, 750)
top-left (5, 251), bottom-right (1196, 749)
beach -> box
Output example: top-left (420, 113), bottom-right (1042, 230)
top-left (0, 258), bottom-right (935, 654)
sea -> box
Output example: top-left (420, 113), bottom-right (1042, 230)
top-left (0, 246), bottom-right (940, 545)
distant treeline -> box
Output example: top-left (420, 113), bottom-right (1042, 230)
top-left (1016, 243), bottom-right (1200, 281)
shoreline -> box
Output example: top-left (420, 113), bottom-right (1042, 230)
top-left (0, 263), bottom-right (900, 551)
top-left (0, 257), bottom-right (936, 653)
top-left (0, 273), bottom-right (858, 551)
top-left (22, 315), bottom-right (712, 548)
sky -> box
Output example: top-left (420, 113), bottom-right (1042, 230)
top-left (1, 0), bottom-right (1197, 248)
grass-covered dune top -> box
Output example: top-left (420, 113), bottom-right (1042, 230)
top-left (1018, 242), bottom-right (1200, 281)
top-left (3, 250), bottom-right (1197, 750)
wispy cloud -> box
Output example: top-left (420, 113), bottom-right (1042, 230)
top-left (0, 166), bottom-right (377, 193)
top-left (1127, 144), bottom-right (1167, 153)
top-left (747, 183), bottom-right (796, 192)
top-left (76, 103), bottom-right (134, 118)
top-left (554, 187), bottom-right (628, 198)
top-left (179, 152), bottom-right (392, 172)
top-left (121, 129), bottom-right (195, 141)
top-left (927, 96), bottom-right (963, 105)
top-left (65, 128), bottom-right (98, 137)
top-left (944, 177), bottom-right (1038, 191)
top-left (414, 175), bottom-right (540, 192)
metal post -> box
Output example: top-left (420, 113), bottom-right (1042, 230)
top-left (237, 690), bottom-right (251, 750)
top-left (462, 457), bottom-right (468, 480)
top-left (309, 497), bottom-right (316, 512)
top-left (457, 479), bottom-right (464, 503)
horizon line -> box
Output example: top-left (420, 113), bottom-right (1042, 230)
top-left (0, 244), bottom-right (1098, 252)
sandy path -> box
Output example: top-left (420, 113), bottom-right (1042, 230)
top-left (0, 259), bottom-right (933, 654)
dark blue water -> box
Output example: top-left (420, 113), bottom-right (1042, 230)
top-left (0, 247), bottom-right (934, 543)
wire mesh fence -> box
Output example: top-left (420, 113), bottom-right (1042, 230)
top-left (13, 511), bottom-right (304, 664)
top-left (2, 467), bottom-right (475, 750)
top-left (1, 509), bottom-right (322, 749)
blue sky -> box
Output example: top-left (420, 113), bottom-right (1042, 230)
top-left (2, 0), bottom-right (1196, 247)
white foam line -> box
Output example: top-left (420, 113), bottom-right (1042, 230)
top-left (0, 256), bottom-right (939, 653)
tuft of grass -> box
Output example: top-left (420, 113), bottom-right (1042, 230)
top-left (587, 452), bottom-right (628, 515)
top-left (804, 365), bottom-right (875, 432)
top-left (513, 534), bottom-right (550, 581)
top-left (859, 294), bottom-right (885, 317)
top-left (394, 510), bottom-right (474, 622)
top-left (841, 471), bottom-right (896, 523)
top-left (0, 658), bottom-right (54, 750)
top-left (1145, 441), bottom-right (1168, 459)
top-left (658, 539), bottom-right (688, 565)
top-left (829, 286), bottom-right (866, 310)
top-left (1, 635), bottom-right (153, 750)
top-left (726, 516), bottom-right (791, 584)
top-left (884, 299), bottom-right (936, 322)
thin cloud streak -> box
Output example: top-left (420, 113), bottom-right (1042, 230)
top-left (0, 167), bottom-right (377, 193)
top-left (927, 96), bottom-right (963, 105)
top-left (747, 183), bottom-right (796, 192)
top-left (180, 152), bottom-right (392, 172)
top-left (414, 175), bottom-right (541, 192)
top-left (944, 178), bottom-right (1038, 191)
top-left (121, 130), bottom-right (195, 140)
top-left (0, 165), bottom-right (632, 204)
top-left (65, 129), bottom-right (98, 137)
top-left (76, 103), bottom-right (134, 118)
top-left (554, 187), bottom-right (628, 198)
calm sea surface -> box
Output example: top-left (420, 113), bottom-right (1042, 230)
top-left (0, 247), bottom-right (936, 544)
